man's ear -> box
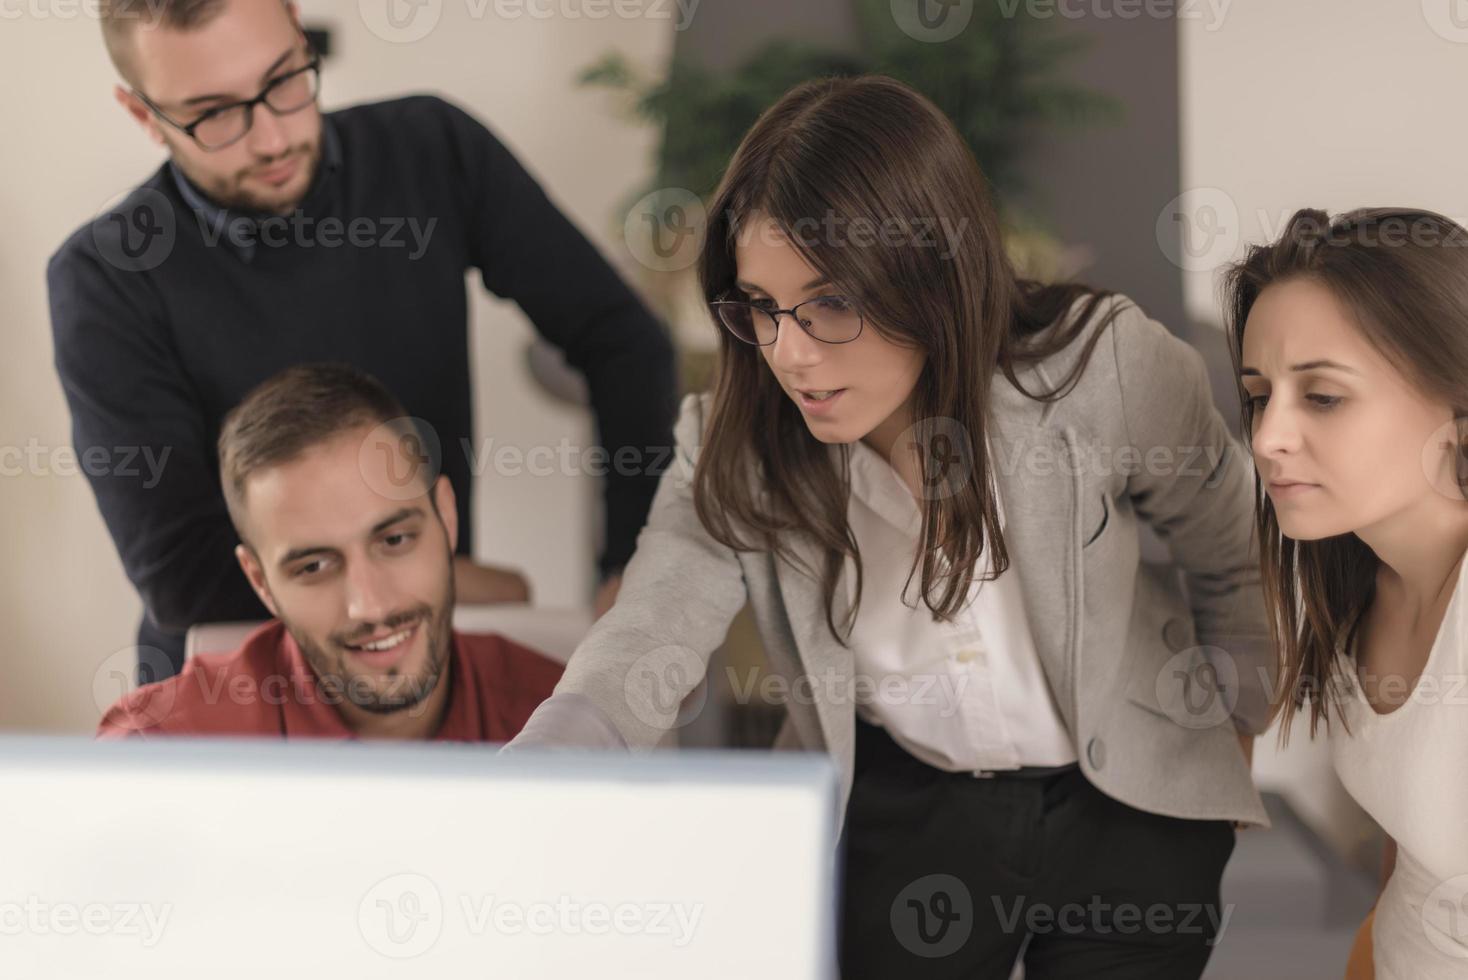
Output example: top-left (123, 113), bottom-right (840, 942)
top-left (113, 84), bottom-right (165, 146)
top-left (235, 543), bottom-right (280, 619)
top-left (432, 475), bottom-right (458, 553)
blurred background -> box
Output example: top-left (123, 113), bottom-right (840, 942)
top-left (5, 1), bottom-right (1465, 975)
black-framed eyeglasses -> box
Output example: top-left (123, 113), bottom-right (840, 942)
top-left (133, 44), bottom-right (322, 152)
top-left (711, 294), bottom-right (865, 347)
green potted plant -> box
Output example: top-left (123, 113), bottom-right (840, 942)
top-left (580, 0), bottom-right (1120, 390)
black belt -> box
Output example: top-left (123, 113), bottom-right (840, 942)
top-left (854, 715), bottom-right (1080, 782)
top-left (969, 761), bottom-right (1080, 780)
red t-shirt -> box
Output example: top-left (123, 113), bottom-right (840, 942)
top-left (97, 621), bottom-right (562, 742)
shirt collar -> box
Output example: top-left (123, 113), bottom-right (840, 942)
top-left (846, 434), bottom-right (1006, 538)
top-left (847, 439), bottom-right (922, 537)
top-left (168, 112), bottom-right (343, 264)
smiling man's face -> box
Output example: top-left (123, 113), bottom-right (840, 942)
top-left (114, 0), bottom-right (321, 214)
top-left (234, 423), bottom-right (458, 731)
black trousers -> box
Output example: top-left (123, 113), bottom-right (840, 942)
top-left (839, 718), bottom-right (1236, 979)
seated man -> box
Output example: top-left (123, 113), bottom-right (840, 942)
top-left (99, 363), bottom-right (562, 741)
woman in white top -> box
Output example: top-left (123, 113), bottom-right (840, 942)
top-left (1228, 207), bottom-right (1468, 979)
top-left (512, 75), bottom-right (1275, 978)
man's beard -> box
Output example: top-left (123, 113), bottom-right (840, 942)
top-left (286, 576), bottom-right (456, 717)
top-left (176, 137), bottom-right (321, 216)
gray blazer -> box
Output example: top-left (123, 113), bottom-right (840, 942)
top-left (511, 296), bottom-right (1277, 829)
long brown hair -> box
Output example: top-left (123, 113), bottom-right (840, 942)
top-left (1222, 207), bottom-right (1468, 740)
top-left (693, 74), bottom-right (1127, 644)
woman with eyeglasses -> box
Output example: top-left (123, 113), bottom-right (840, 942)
top-left (510, 74), bottom-right (1272, 979)
top-left (1226, 208), bottom-right (1468, 979)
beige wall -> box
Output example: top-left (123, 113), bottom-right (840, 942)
top-left (1178, 0), bottom-right (1468, 323)
top-left (0, 2), bottom-right (672, 732)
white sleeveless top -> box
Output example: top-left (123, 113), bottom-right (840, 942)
top-left (1330, 555), bottom-right (1468, 979)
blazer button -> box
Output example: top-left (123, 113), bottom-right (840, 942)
top-left (1163, 617), bottom-right (1190, 652)
top-left (1086, 737), bottom-right (1106, 770)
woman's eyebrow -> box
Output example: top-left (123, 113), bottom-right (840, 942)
top-left (734, 275), bottom-right (831, 294)
top-left (1239, 359), bottom-right (1360, 377)
top-left (1289, 359), bottom-right (1360, 375)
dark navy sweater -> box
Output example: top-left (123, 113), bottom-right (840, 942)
top-left (48, 94), bottom-right (677, 675)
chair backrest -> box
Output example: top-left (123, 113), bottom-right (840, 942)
top-left (185, 606), bottom-right (593, 664)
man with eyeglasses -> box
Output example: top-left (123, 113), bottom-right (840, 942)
top-left (47, 0), bottom-right (677, 681)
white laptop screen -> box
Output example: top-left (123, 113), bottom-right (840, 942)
top-left (0, 738), bottom-right (838, 980)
